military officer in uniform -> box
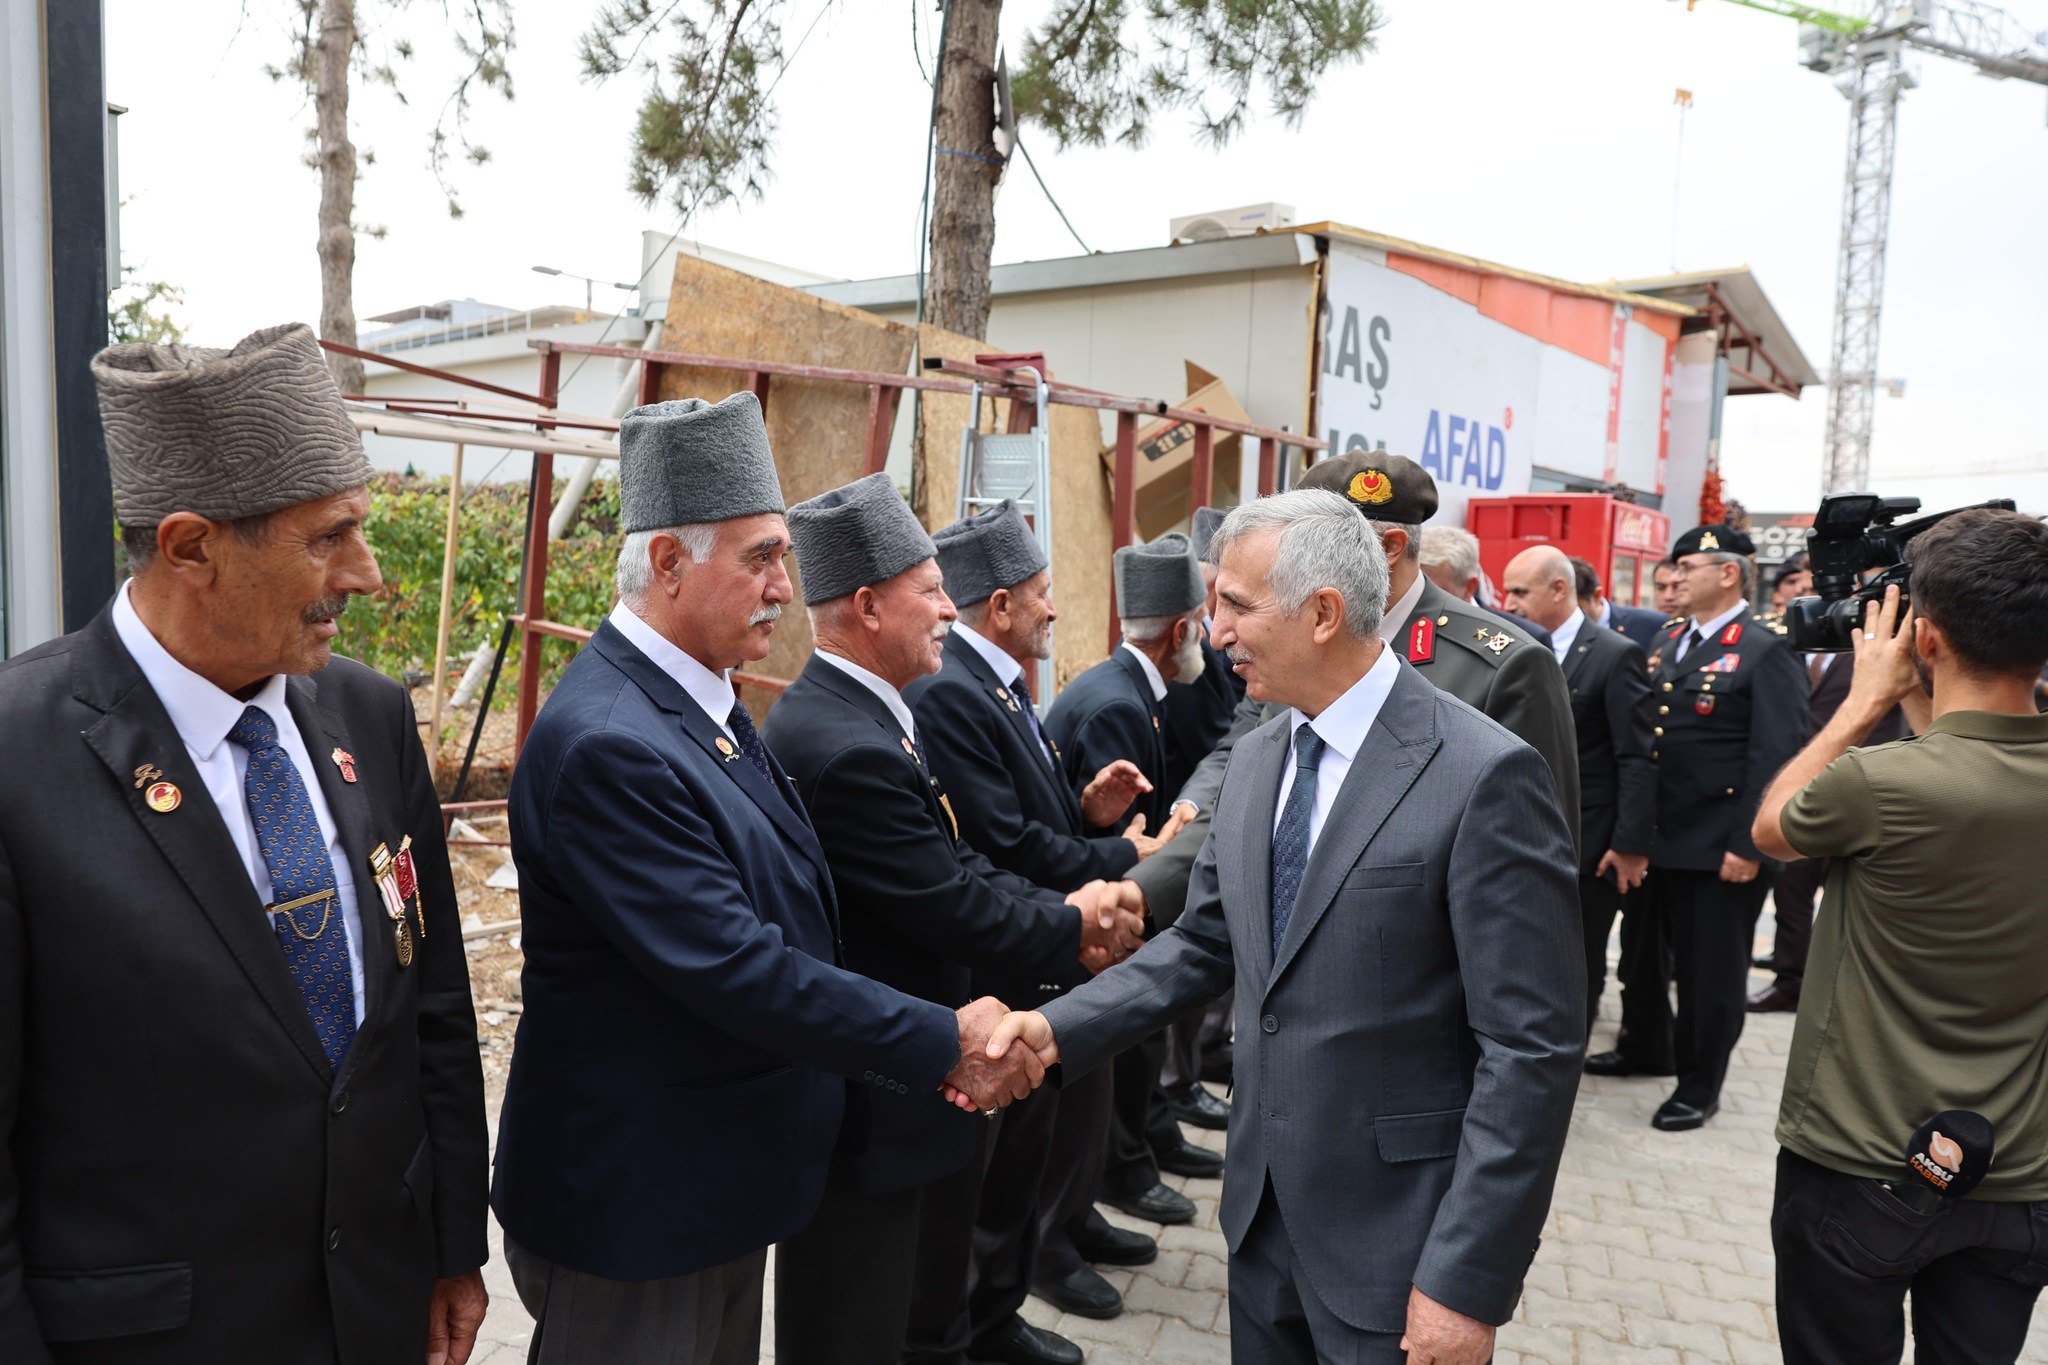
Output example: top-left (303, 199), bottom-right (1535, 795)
top-left (1299, 454), bottom-right (1580, 852)
top-left (1588, 524), bottom-right (1808, 1132)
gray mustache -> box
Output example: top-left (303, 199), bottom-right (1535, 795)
top-left (303, 597), bottom-right (350, 624)
top-left (750, 605), bottom-right (783, 627)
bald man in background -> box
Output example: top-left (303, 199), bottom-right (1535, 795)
top-left (1501, 546), bottom-right (1657, 1037)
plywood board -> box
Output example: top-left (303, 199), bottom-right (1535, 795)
top-left (913, 324), bottom-right (1114, 696)
top-left (656, 252), bottom-right (917, 705)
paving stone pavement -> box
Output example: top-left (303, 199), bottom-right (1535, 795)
top-left (466, 943), bottom-right (2048, 1363)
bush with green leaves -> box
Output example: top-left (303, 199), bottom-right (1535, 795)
top-left (352, 471), bottom-right (620, 707)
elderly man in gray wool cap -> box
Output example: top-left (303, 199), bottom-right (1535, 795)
top-left (0, 322), bottom-right (491, 1365)
top-left (496, 399), bottom-right (1030, 1365)
top-left (762, 473), bottom-right (1147, 1365)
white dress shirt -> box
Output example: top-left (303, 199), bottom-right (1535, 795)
top-left (1550, 607), bottom-right (1586, 666)
top-left (113, 581), bottom-right (366, 1025)
top-left (1379, 571), bottom-right (1428, 647)
top-left (1272, 643), bottom-right (1402, 852)
top-left (954, 621), bottom-right (1057, 767)
top-left (609, 602), bottom-right (739, 741)
top-left (1119, 640), bottom-right (1168, 703)
top-left (1677, 600), bottom-right (1750, 661)
top-left (816, 648), bottom-right (919, 745)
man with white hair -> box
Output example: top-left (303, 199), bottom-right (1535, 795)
top-left (495, 400), bottom-right (1038, 1365)
top-left (971, 489), bottom-right (1585, 1365)
top-left (1421, 524), bottom-right (1552, 647)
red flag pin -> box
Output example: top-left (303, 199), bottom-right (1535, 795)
top-left (331, 748), bottom-right (357, 783)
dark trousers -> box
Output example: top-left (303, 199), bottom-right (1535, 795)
top-left (1771, 1148), bottom-right (2048, 1364)
top-left (1769, 856), bottom-right (1830, 991)
top-left (1608, 881), bottom-right (1675, 1070)
top-left (1229, 1181), bottom-right (1406, 1364)
top-left (1578, 871), bottom-right (1626, 1034)
top-left (507, 1236), bottom-right (766, 1365)
top-left (904, 1092), bottom-right (1051, 1364)
top-left (1036, 1061), bottom-right (1115, 1280)
top-left (1640, 866), bottom-right (1771, 1109)
top-left (774, 1176), bottom-right (924, 1365)
top-left (1103, 1033), bottom-right (1171, 1196)
top-left (1161, 990), bottom-right (1234, 1089)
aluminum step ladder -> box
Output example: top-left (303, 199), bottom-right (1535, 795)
top-left (957, 366), bottom-right (1054, 701)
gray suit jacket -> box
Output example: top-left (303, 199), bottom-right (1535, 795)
top-left (1041, 660), bottom-right (1584, 1332)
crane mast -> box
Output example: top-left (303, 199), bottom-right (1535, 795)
top-left (1685, 0), bottom-right (2048, 492)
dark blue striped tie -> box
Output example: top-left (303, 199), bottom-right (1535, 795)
top-left (1013, 678), bottom-right (1055, 768)
top-left (230, 705), bottom-right (356, 1070)
top-left (1270, 724), bottom-right (1326, 956)
top-left (726, 702), bottom-right (776, 784)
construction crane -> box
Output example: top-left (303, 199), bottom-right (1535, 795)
top-left (1682, 0), bottom-right (2048, 492)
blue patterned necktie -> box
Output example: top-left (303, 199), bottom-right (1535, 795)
top-left (229, 705), bottom-right (356, 1070)
top-left (1012, 678), bottom-right (1055, 768)
top-left (1270, 723), bottom-right (1326, 956)
top-left (726, 702), bottom-right (776, 785)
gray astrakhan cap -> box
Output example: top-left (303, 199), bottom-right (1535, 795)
top-left (931, 499), bottom-right (1048, 607)
top-left (787, 472), bottom-right (937, 606)
top-left (618, 391), bottom-right (785, 534)
top-left (1115, 533), bottom-right (1204, 619)
top-left (91, 322), bottom-right (374, 528)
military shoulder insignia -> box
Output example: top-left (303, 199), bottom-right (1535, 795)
top-left (1407, 615), bottom-right (1436, 664)
top-left (1486, 632), bottom-right (1513, 654)
top-left (1720, 622), bottom-right (1744, 646)
top-left (1770, 620), bottom-right (1789, 635)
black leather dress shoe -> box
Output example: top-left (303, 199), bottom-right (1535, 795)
top-left (969, 1316), bottom-right (1084, 1365)
top-left (1103, 1182), bottom-right (1196, 1225)
top-left (1584, 1049), bottom-right (1677, 1078)
top-left (1032, 1264), bottom-right (1124, 1319)
top-left (1154, 1138), bottom-right (1224, 1179)
top-left (1071, 1222), bottom-right (1157, 1267)
top-left (1747, 982), bottom-right (1801, 1013)
top-left (1167, 1081), bottom-right (1230, 1130)
top-left (1200, 1041), bottom-right (1233, 1085)
top-left (1651, 1099), bottom-right (1719, 1132)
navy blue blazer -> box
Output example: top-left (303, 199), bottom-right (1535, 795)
top-left (904, 633), bottom-right (1137, 895)
top-left (1044, 648), bottom-right (1171, 839)
top-left (1606, 603), bottom-right (1666, 653)
top-left (766, 653), bottom-right (1083, 1194)
top-left (1161, 633), bottom-right (1243, 802)
top-left (491, 622), bottom-right (958, 1281)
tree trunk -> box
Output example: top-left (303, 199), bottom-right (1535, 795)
top-left (923, 0), bottom-right (1004, 340)
top-left (315, 0), bottom-right (363, 394)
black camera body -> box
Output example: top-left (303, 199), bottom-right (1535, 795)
top-left (1786, 493), bottom-right (2017, 653)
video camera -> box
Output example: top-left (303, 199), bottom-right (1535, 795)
top-left (1786, 492), bottom-right (2017, 653)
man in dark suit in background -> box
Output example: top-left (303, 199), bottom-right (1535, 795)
top-left (0, 324), bottom-right (489, 1365)
top-left (904, 500), bottom-right (1166, 1334)
top-left (1747, 635), bottom-right (1907, 1014)
top-left (767, 474), bottom-right (1146, 1365)
top-left (970, 489), bottom-right (1585, 1364)
top-left (496, 400), bottom-right (1028, 1365)
top-left (1590, 524), bottom-right (1808, 1132)
top-left (1156, 507), bottom-right (1243, 1127)
top-left (1045, 536), bottom-right (1226, 1228)
top-left (1504, 547), bottom-right (1658, 1037)
top-left (1572, 556), bottom-right (1668, 652)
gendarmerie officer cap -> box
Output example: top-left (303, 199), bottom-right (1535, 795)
top-left (1298, 452), bottom-right (1439, 526)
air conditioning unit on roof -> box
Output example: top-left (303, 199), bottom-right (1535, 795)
top-left (1169, 202), bottom-right (1296, 245)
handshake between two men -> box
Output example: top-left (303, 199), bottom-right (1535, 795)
top-left (940, 876), bottom-right (1144, 1109)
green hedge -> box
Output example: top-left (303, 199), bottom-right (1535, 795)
top-left (352, 472), bottom-right (620, 709)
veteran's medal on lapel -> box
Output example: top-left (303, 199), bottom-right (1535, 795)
top-left (371, 841), bottom-right (414, 967)
top-left (395, 835), bottom-right (424, 940)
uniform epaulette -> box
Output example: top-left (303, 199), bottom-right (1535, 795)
top-left (1661, 617), bottom-right (1685, 630)
top-left (1422, 604), bottom-right (1526, 668)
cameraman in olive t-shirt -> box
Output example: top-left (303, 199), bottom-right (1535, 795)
top-left (1753, 508), bottom-right (2048, 1365)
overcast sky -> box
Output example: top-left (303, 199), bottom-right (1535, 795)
top-left (105, 0), bottom-right (2048, 515)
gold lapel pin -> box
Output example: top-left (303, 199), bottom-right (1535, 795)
top-left (133, 763), bottom-right (164, 789)
top-left (144, 780), bottom-right (182, 814)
